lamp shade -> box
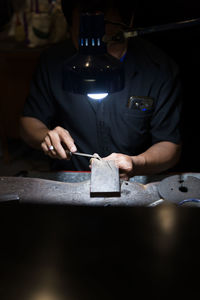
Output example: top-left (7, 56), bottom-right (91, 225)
top-left (63, 12), bottom-right (124, 95)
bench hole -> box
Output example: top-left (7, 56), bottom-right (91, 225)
top-left (179, 186), bottom-right (188, 193)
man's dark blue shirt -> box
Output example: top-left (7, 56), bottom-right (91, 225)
top-left (22, 37), bottom-right (182, 171)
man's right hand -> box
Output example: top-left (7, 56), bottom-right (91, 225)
top-left (41, 126), bottom-right (77, 160)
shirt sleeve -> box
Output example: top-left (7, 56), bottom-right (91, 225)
top-left (150, 67), bottom-right (182, 145)
top-left (22, 52), bottom-right (56, 128)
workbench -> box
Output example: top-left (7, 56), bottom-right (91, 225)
top-left (0, 171), bottom-right (200, 207)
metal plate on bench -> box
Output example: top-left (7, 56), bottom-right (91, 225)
top-left (158, 175), bottom-right (200, 203)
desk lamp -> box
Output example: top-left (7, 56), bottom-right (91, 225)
top-left (63, 12), bottom-right (124, 100)
top-left (63, 14), bottom-right (200, 100)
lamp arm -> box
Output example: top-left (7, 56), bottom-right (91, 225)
top-left (125, 17), bottom-right (200, 37)
top-left (103, 17), bottom-right (200, 42)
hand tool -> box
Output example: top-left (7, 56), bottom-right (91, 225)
top-left (66, 150), bottom-right (101, 160)
top-left (48, 145), bottom-right (101, 160)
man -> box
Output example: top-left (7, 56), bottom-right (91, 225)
top-left (20, 0), bottom-right (182, 180)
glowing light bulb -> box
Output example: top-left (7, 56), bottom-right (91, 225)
top-left (87, 93), bottom-right (108, 100)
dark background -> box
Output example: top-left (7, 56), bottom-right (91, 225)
top-left (134, 0), bottom-right (200, 172)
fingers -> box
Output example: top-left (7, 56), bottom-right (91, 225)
top-left (102, 153), bottom-right (133, 180)
top-left (119, 173), bottom-right (129, 181)
top-left (89, 152), bottom-right (131, 180)
top-left (41, 126), bottom-right (77, 160)
top-left (47, 130), bottom-right (67, 159)
top-left (89, 153), bottom-right (102, 169)
top-left (41, 135), bottom-right (57, 158)
top-left (53, 127), bottom-right (77, 153)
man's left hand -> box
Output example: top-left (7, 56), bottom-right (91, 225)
top-left (103, 153), bottom-right (134, 180)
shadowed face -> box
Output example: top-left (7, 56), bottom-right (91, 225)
top-left (70, 7), bottom-right (128, 60)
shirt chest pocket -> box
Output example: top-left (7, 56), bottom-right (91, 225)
top-left (123, 96), bottom-right (154, 133)
top-left (111, 108), bottom-right (153, 154)
top-left (122, 109), bottom-right (152, 135)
